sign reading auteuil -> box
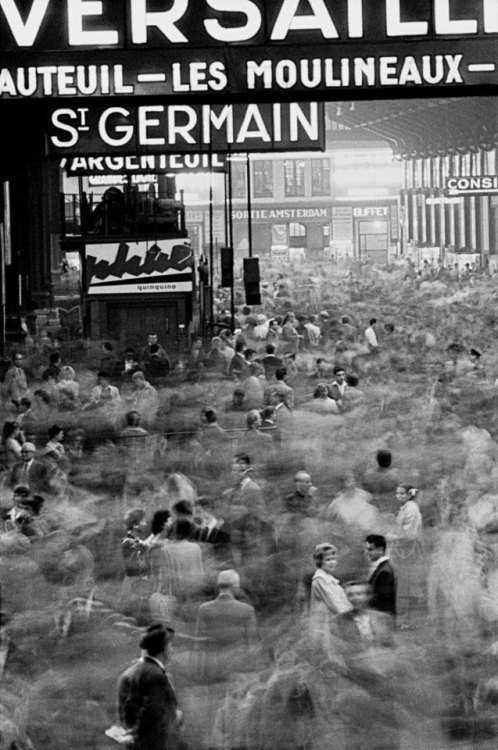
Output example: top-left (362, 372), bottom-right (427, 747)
top-left (0, 0), bottom-right (497, 98)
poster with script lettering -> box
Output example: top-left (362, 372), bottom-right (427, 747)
top-left (85, 239), bottom-right (193, 295)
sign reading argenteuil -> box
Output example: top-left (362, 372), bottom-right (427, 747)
top-left (85, 238), bottom-right (193, 295)
top-left (0, 1), bottom-right (498, 99)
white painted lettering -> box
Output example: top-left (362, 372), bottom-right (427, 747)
top-left (113, 64), bottom-right (133, 93)
top-left (51, 108), bottom-right (79, 147)
top-left (204, 0), bottom-right (261, 42)
top-left (67, 0), bottom-right (118, 46)
top-left (379, 56), bottom-right (398, 84)
top-left (435, 0), bottom-right (477, 34)
top-left (236, 103), bottom-right (271, 142)
top-left (57, 65), bottom-right (76, 94)
top-left (0, 68), bottom-right (16, 95)
top-left (246, 60), bottom-right (272, 89)
top-left (398, 56), bottom-right (422, 85)
top-left (168, 105), bottom-right (196, 144)
top-left (289, 101), bottom-right (318, 141)
top-left (138, 105), bottom-right (165, 145)
top-left (271, 0), bottom-right (339, 40)
top-left (208, 61), bottom-right (227, 90)
top-left (445, 54), bottom-right (463, 83)
top-left (131, 0), bottom-right (188, 44)
top-left (275, 60), bottom-right (297, 88)
top-left (347, 0), bottom-right (363, 37)
top-left (385, 0), bottom-right (428, 36)
top-left (16, 66), bottom-right (37, 95)
top-left (0, 0), bottom-right (49, 47)
top-left (202, 105), bottom-right (233, 143)
top-left (98, 107), bottom-right (133, 146)
top-left (422, 55), bottom-right (444, 84)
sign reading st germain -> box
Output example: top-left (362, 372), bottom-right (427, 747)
top-left (0, 0), bottom-right (497, 99)
top-left (46, 101), bottom-right (325, 153)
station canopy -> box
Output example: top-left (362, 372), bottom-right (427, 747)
top-left (325, 97), bottom-right (498, 159)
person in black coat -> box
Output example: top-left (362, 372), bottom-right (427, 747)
top-left (118, 624), bottom-right (183, 750)
top-left (364, 534), bottom-right (397, 618)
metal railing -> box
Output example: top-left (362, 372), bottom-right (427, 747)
top-left (61, 189), bottom-right (186, 239)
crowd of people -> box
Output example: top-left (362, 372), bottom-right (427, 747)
top-left (2, 256), bottom-right (498, 749)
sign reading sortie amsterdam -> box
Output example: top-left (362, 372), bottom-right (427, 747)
top-left (0, 0), bottom-right (497, 98)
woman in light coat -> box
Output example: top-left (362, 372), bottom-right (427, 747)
top-left (309, 542), bottom-right (352, 656)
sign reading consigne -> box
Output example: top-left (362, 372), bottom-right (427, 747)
top-left (0, 1), bottom-right (497, 98)
top-left (86, 238), bottom-right (193, 295)
top-left (47, 102), bottom-right (325, 153)
top-left (447, 176), bottom-right (498, 195)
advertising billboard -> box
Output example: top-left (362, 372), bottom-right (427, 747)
top-left (85, 237), bottom-right (193, 295)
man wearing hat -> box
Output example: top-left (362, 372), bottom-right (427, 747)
top-left (4, 485), bottom-right (32, 526)
top-left (118, 624), bottom-right (183, 750)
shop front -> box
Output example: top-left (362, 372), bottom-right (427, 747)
top-left (85, 237), bottom-right (194, 353)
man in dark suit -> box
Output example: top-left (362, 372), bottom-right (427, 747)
top-left (10, 442), bottom-right (51, 494)
top-left (260, 405), bottom-right (282, 447)
top-left (260, 343), bottom-right (283, 382)
top-left (365, 534), bottom-right (397, 618)
top-left (196, 569), bottom-right (257, 681)
top-left (118, 624), bottom-right (183, 750)
top-left (223, 453), bottom-right (265, 516)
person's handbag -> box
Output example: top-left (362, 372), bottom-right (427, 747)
top-left (149, 582), bottom-right (176, 624)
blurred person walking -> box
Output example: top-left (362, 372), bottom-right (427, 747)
top-left (118, 624), bottom-right (184, 750)
top-left (196, 569), bottom-right (258, 682)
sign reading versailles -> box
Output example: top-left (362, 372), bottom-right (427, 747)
top-left (0, 1), bottom-right (497, 99)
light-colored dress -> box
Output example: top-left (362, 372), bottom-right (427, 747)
top-left (309, 568), bottom-right (352, 656)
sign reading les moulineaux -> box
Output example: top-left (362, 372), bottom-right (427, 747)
top-left (85, 238), bottom-right (193, 295)
top-left (47, 102), bottom-right (324, 154)
top-left (0, 1), bottom-right (497, 98)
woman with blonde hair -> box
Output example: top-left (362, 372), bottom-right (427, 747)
top-left (308, 542), bottom-right (351, 655)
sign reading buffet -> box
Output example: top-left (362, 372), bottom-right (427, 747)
top-left (0, 0), bottom-right (497, 97)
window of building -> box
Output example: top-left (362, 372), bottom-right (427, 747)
top-left (311, 158), bottom-right (331, 196)
top-left (231, 162), bottom-right (247, 199)
top-left (284, 159), bottom-right (306, 197)
top-left (289, 222), bottom-right (306, 246)
top-left (253, 160), bottom-right (273, 198)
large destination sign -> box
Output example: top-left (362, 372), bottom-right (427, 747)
top-left (47, 101), bottom-right (325, 153)
top-left (62, 153), bottom-right (227, 174)
top-left (0, 1), bottom-right (497, 98)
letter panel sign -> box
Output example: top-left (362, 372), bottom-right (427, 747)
top-left (0, 0), bottom-right (497, 99)
top-left (46, 101), bottom-right (325, 154)
top-left (447, 176), bottom-right (498, 195)
top-left (85, 238), bottom-right (193, 295)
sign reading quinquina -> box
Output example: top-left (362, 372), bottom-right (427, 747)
top-left (0, 1), bottom-right (497, 99)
